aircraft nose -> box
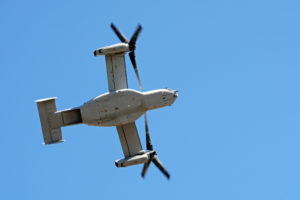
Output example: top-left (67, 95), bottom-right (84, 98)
top-left (173, 90), bottom-right (178, 98)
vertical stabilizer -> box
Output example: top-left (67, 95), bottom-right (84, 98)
top-left (36, 97), bottom-right (64, 144)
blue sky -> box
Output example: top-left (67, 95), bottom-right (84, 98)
top-left (1, 0), bottom-right (300, 199)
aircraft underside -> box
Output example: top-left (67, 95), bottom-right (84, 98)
top-left (36, 23), bottom-right (177, 179)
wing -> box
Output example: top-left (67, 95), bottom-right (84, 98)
top-left (116, 122), bottom-right (142, 157)
top-left (105, 54), bottom-right (142, 157)
top-left (105, 54), bottom-right (128, 92)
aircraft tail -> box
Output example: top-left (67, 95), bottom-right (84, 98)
top-left (36, 97), bottom-right (64, 144)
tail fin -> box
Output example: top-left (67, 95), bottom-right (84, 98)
top-left (36, 97), bottom-right (64, 144)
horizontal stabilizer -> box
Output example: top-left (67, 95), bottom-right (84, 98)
top-left (36, 97), bottom-right (64, 144)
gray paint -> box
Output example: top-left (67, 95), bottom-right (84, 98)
top-left (105, 54), bottom-right (128, 92)
top-left (36, 40), bottom-right (178, 168)
top-left (36, 98), bottom-right (63, 144)
top-left (116, 123), bottom-right (142, 157)
top-left (80, 89), bottom-right (177, 127)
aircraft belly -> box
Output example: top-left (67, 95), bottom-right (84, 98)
top-left (99, 110), bottom-right (144, 126)
top-left (80, 89), bottom-right (145, 127)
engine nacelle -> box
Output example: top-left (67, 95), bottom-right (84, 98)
top-left (115, 152), bottom-right (150, 168)
top-left (94, 43), bottom-right (129, 56)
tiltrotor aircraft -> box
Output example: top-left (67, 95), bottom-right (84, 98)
top-left (36, 23), bottom-right (178, 179)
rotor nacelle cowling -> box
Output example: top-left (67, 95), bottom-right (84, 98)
top-left (94, 43), bottom-right (129, 56)
top-left (93, 23), bottom-right (142, 84)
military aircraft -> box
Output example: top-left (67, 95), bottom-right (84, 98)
top-left (36, 23), bottom-right (178, 179)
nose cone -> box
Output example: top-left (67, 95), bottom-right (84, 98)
top-left (173, 90), bottom-right (178, 98)
top-left (164, 89), bottom-right (178, 105)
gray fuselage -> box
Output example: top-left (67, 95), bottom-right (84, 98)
top-left (80, 88), bottom-right (178, 127)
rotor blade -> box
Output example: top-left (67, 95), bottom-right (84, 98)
top-left (152, 155), bottom-right (170, 179)
top-left (111, 23), bottom-right (129, 43)
top-left (129, 24), bottom-right (142, 50)
top-left (129, 51), bottom-right (143, 91)
top-left (141, 159), bottom-right (151, 178)
top-left (144, 113), bottom-right (153, 151)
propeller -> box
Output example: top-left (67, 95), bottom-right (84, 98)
top-left (141, 114), bottom-right (170, 179)
top-left (111, 23), bottom-right (170, 179)
top-left (111, 23), bottom-right (129, 43)
top-left (111, 23), bottom-right (143, 90)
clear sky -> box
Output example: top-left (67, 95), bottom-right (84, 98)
top-left (1, 0), bottom-right (300, 199)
